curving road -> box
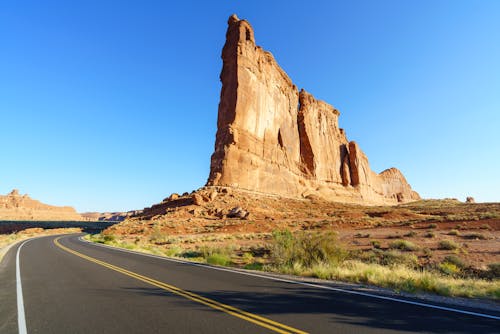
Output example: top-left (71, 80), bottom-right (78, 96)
top-left (0, 234), bottom-right (498, 333)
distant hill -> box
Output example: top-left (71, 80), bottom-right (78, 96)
top-left (0, 189), bottom-right (83, 221)
top-left (81, 210), bottom-right (142, 222)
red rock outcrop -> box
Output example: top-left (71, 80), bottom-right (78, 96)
top-left (207, 15), bottom-right (419, 204)
top-left (0, 189), bottom-right (83, 220)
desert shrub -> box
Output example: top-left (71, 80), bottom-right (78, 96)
top-left (404, 231), bottom-right (417, 238)
top-left (463, 233), bottom-right (487, 240)
top-left (164, 246), bottom-right (182, 257)
top-left (269, 230), bottom-right (349, 268)
top-left (389, 239), bottom-right (418, 251)
top-left (242, 252), bottom-right (254, 262)
top-left (443, 255), bottom-right (466, 269)
top-left (447, 229), bottom-right (460, 236)
top-left (479, 212), bottom-right (500, 220)
top-left (487, 263), bottom-right (500, 279)
top-left (103, 234), bottom-right (115, 243)
top-left (207, 253), bottom-right (231, 266)
top-left (424, 231), bottom-right (435, 238)
top-left (480, 224), bottom-right (491, 230)
top-left (371, 249), bottom-right (418, 267)
top-left (439, 262), bottom-right (460, 276)
top-left (244, 262), bottom-right (263, 270)
top-left (428, 223), bottom-right (438, 229)
top-left (438, 240), bottom-right (459, 250)
top-left (370, 240), bottom-right (381, 249)
top-left (181, 250), bottom-right (203, 258)
top-left (354, 233), bottom-right (370, 238)
top-left (199, 245), bottom-right (233, 259)
top-left (422, 248), bottom-right (433, 257)
top-left (149, 227), bottom-right (169, 244)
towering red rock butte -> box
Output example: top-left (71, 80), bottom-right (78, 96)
top-left (207, 15), bottom-right (419, 204)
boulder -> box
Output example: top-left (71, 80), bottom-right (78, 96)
top-left (191, 193), bottom-right (204, 206)
top-left (227, 206), bottom-right (249, 219)
top-left (168, 193), bottom-right (180, 201)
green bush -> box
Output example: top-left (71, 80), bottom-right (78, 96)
top-left (389, 239), bottom-right (418, 251)
top-left (377, 250), bottom-right (418, 267)
top-left (181, 250), bottom-right (203, 258)
top-left (269, 230), bottom-right (349, 268)
top-left (463, 233), bottom-right (487, 240)
top-left (422, 248), bottom-right (433, 257)
top-left (103, 234), bottom-right (115, 243)
top-left (424, 231), bottom-right (435, 238)
top-left (242, 252), bottom-right (254, 262)
top-left (438, 240), bottom-right (459, 250)
top-left (447, 229), bottom-right (460, 236)
top-left (207, 253), bottom-right (231, 266)
top-left (244, 262), bottom-right (263, 270)
top-left (439, 262), bottom-right (460, 276)
top-left (428, 223), bottom-right (438, 229)
top-left (164, 246), bottom-right (182, 257)
top-left (487, 263), bottom-right (500, 279)
top-left (370, 240), bottom-right (381, 249)
top-left (443, 255), bottom-right (466, 269)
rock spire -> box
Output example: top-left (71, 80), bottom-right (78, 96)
top-left (207, 15), bottom-right (419, 204)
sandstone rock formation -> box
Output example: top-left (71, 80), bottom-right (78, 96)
top-left (0, 189), bottom-right (83, 220)
top-left (207, 15), bottom-right (419, 204)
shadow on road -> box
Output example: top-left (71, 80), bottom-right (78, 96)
top-left (121, 284), bottom-right (498, 333)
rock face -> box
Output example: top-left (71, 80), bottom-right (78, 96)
top-left (207, 15), bottom-right (420, 204)
top-left (0, 189), bottom-right (83, 220)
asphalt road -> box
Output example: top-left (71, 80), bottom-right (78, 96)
top-left (0, 234), bottom-right (498, 333)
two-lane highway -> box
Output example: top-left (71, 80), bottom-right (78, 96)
top-left (1, 234), bottom-right (498, 333)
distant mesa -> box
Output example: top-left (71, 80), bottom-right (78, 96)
top-left (0, 189), bottom-right (83, 221)
top-left (81, 210), bottom-right (143, 222)
top-left (206, 15), bottom-right (419, 204)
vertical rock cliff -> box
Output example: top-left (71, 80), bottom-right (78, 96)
top-left (208, 15), bottom-right (419, 204)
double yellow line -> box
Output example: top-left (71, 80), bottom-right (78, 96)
top-left (54, 237), bottom-right (307, 334)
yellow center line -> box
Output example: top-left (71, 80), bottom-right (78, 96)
top-left (53, 237), bottom-right (308, 334)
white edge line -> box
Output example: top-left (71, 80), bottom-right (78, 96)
top-left (76, 235), bottom-right (500, 321)
top-left (16, 240), bottom-right (30, 334)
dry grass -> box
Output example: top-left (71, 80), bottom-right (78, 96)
top-left (91, 229), bottom-right (500, 300)
top-left (266, 231), bottom-right (499, 299)
top-left (288, 261), bottom-right (500, 299)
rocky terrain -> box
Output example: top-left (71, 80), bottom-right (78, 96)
top-left (105, 187), bottom-right (499, 271)
top-left (0, 189), bottom-right (83, 221)
top-left (207, 15), bottom-right (419, 205)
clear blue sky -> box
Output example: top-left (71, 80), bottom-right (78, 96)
top-left (1, 1), bottom-right (499, 212)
